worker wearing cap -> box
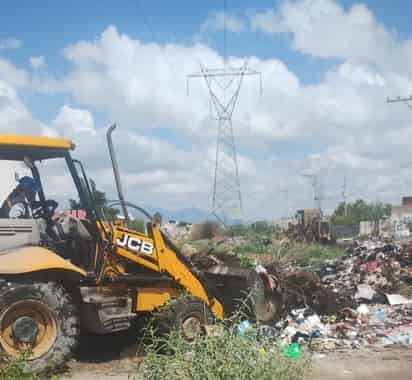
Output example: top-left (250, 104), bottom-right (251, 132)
top-left (0, 176), bottom-right (40, 218)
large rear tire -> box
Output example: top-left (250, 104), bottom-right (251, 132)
top-left (155, 296), bottom-right (214, 340)
top-left (0, 281), bottom-right (79, 373)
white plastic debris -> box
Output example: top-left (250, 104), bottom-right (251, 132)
top-left (385, 294), bottom-right (412, 305)
top-left (357, 304), bottom-right (369, 315)
top-left (355, 285), bottom-right (376, 300)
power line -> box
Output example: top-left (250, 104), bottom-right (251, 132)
top-left (136, 0), bottom-right (157, 40)
top-left (135, 0), bottom-right (178, 76)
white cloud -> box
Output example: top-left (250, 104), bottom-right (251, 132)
top-left (0, 59), bottom-right (28, 87)
top-left (201, 11), bottom-right (246, 33)
top-left (3, 9), bottom-right (412, 219)
top-left (0, 37), bottom-right (22, 50)
top-left (30, 56), bottom-right (47, 69)
top-left (0, 79), bottom-right (44, 134)
top-left (250, 9), bottom-right (280, 34)
top-left (250, 0), bottom-right (397, 66)
top-left (0, 58), bottom-right (62, 94)
top-left (44, 23), bottom-right (412, 218)
top-left (53, 105), bottom-right (96, 137)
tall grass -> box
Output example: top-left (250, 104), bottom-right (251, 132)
top-left (140, 322), bottom-right (310, 380)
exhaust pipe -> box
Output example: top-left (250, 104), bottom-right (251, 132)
top-left (106, 123), bottom-right (129, 222)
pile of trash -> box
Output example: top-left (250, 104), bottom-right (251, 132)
top-left (193, 235), bottom-right (412, 352)
top-left (277, 302), bottom-right (412, 352)
top-left (319, 238), bottom-right (412, 306)
top-left (273, 238), bottom-right (412, 352)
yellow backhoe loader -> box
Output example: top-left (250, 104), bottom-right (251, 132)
top-left (0, 126), bottom-right (273, 372)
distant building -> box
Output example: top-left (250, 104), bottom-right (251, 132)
top-left (162, 220), bottom-right (193, 240)
top-left (391, 196), bottom-right (412, 224)
top-left (390, 196), bottom-right (412, 239)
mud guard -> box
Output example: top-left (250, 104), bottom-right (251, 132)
top-left (0, 246), bottom-right (87, 277)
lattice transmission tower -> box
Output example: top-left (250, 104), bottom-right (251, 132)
top-left (187, 1), bottom-right (261, 223)
top-left (187, 62), bottom-right (261, 224)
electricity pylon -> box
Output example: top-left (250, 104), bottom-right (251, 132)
top-left (187, 62), bottom-right (262, 224)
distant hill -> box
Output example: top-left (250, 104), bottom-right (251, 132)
top-left (146, 207), bottom-right (212, 224)
top-left (144, 206), bottom-right (241, 225)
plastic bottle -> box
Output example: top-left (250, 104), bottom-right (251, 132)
top-left (237, 320), bottom-right (252, 335)
top-left (375, 309), bottom-right (385, 322)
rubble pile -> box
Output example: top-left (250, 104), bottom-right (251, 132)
top-left (278, 303), bottom-right (412, 352)
top-left (190, 235), bottom-right (412, 352)
top-left (319, 238), bottom-right (411, 304)
top-left (275, 238), bottom-right (412, 352)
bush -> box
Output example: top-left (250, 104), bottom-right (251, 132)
top-left (242, 241), bottom-right (344, 271)
top-left (0, 353), bottom-right (40, 380)
top-left (295, 244), bottom-right (343, 268)
top-left (141, 324), bottom-right (309, 380)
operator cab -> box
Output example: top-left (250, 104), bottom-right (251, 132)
top-left (0, 134), bottom-right (100, 272)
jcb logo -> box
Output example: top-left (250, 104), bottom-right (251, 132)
top-left (116, 233), bottom-right (154, 255)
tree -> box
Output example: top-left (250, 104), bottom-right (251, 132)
top-left (250, 221), bottom-right (274, 234)
top-left (90, 188), bottom-right (119, 221)
top-left (331, 199), bottom-right (391, 225)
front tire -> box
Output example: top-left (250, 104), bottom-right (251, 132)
top-left (155, 296), bottom-right (214, 340)
top-left (0, 281), bottom-right (79, 373)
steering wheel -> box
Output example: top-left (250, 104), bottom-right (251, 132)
top-left (32, 200), bottom-right (59, 219)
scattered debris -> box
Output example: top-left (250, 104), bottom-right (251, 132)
top-left (275, 303), bottom-right (412, 352)
top-left (188, 235), bottom-right (412, 353)
top-left (271, 238), bottom-right (412, 352)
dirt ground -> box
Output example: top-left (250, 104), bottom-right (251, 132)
top-left (309, 349), bottom-right (412, 380)
top-left (61, 333), bottom-right (412, 380)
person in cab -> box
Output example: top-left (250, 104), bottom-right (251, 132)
top-left (0, 176), bottom-right (40, 218)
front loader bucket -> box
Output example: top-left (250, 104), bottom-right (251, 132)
top-left (203, 265), bottom-right (278, 322)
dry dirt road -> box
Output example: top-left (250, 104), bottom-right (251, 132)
top-left (62, 333), bottom-right (412, 380)
top-left (309, 349), bottom-right (412, 380)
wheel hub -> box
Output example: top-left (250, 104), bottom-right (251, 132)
top-left (0, 300), bottom-right (58, 359)
top-left (12, 316), bottom-right (39, 344)
top-left (181, 316), bottom-right (203, 340)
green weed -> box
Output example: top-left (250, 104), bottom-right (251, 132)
top-left (0, 353), bottom-right (40, 380)
top-left (140, 322), bottom-right (310, 380)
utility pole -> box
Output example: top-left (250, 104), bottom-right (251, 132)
top-left (342, 176), bottom-right (348, 217)
top-left (303, 174), bottom-right (322, 214)
top-left (387, 95), bottom-right (412, 109)
top-left (187, 1), bottom-right (262, 225)
top-left (280, 189), bottom-right (289, 220)
top-left (387, 95), bottom-right (412, 200)
top-left (303, 173), bottom-right (323, 239)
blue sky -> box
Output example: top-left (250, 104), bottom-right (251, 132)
top-left (0, 0), bottom-right (408, 128)
top-left (2, 1), bottom-right (410, 84)
top-left (2, 0), bottom-right (412, 220)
